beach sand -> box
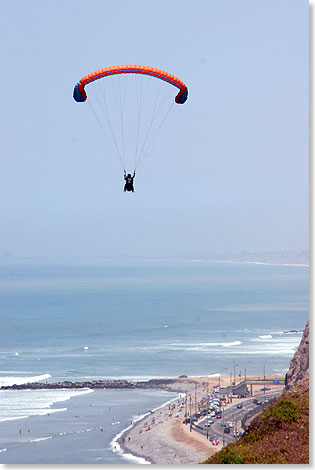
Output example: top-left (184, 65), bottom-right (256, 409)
top-left (118, 375), bottom-right (284, 464)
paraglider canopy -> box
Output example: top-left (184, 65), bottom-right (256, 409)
top-left (73, 64), bottom-right (188, 173)
top-left (73, 64), bottom-right (188, 104)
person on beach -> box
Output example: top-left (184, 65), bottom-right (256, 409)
top-left (124, 171), bottom-right (135, 192)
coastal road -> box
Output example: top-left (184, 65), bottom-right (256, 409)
top-left (196, 392), bottom-right (282, 445)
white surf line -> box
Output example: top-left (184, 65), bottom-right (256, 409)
top-left (110, 420), bottom-right (151, 464)
top-left (110, 392), bottom-right (181, 464)
top-left (29, 436), bottom-right (53, 443)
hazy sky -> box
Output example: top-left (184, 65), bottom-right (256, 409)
top-left (1, 0), bottom-right (309, 260)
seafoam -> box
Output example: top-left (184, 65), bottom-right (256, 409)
top-left (0, 374), bottom-right (93, 422)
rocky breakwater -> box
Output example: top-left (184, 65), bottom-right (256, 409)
top-left (285, 320), bottom-right (309, 392)
top-left (0, 379), bottom-right (138, 390)
top-left (0, 377), bottom-right (187, 391)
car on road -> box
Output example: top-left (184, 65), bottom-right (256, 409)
top-left (224, 427), bottom-right (230, 433)
top-left (212, 438), bottom-right (219, 445)
top-left (237, 403), bottom-right (243, 409)
top-left (216, 413), bottom-right (222, 419)
top-left (261, 386), bottom-right (271, 391)
top-left (183, 415), bottom-right (198, 424)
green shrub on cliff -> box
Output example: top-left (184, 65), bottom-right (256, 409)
top-left (264, 398), bottom-right (300, 424)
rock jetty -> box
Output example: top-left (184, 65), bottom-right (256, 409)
top-left (0, 377), bottom-right (185, 391)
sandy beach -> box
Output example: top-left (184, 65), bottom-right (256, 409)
top-left (0, 374), bottom-right (285, 464)
top-left (117, 374), bottom-right (285, 464)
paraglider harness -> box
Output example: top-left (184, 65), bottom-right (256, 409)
top-left (124, 170), bottom-right (135, 192)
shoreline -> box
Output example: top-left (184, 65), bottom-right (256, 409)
top-left (113, 374), bottom-right (285, 465)
top-left (0, 374), bottom-right (285, 465)
top-left (111, 392), bottom-right (184, 464)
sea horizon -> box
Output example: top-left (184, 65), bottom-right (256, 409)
top-left (0, 260), bottom-right (308, 380)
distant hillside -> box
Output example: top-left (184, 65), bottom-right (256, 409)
top-left (202, 321), bottom-right (309, 464)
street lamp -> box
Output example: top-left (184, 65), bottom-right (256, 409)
top-left (222, 405), bottom-right (225, 447)
top-left (233, 360), bottom-right (239, 385)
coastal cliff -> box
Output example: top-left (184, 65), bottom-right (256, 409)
top-left (203, 320), bottom-right (309, 464)
top-left (285, 320), bottom-right (309, 391)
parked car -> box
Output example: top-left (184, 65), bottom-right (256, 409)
top-left (212, 438), bottom-right (219, 445)
top-left (216, 414), bottom-right (222, 419)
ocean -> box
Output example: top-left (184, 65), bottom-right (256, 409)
top-left (0, 260), bottom-right (309, 463)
